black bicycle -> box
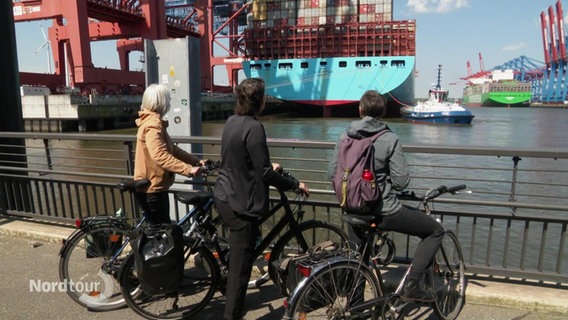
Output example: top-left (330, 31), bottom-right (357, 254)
top-left (283, 185), bottom-right (468, 320)
top-left (58, 161), bottom-right (220, 311)
top-left (118, 168), bottom-right (348, 320)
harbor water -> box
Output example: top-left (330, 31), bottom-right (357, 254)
top-left (203, 106), bottom-right (568, 149)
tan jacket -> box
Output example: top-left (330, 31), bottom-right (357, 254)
top-left (134, 110), bottom-right (200, 193)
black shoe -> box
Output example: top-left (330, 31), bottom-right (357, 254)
top-left (401, 278), bottom-right (435, 302)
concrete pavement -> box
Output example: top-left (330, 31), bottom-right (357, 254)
top-left (1, 214), bottom-right (567, 319)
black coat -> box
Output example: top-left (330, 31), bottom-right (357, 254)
top-left (214, 114), bottom-right (299, 218)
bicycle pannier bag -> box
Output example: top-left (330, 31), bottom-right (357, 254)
top-left (130, 223), bottom-right (184, 296)
top-left (332, 130), bottom-right (387, 214)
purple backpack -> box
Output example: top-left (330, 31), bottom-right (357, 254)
top-left (332, 130), bottom-right (387, 214)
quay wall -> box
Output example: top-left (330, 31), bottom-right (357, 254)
top-left (21, 94), bottom-right (290, 132)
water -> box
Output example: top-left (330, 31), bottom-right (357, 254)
top-left (204, 107), bottom-right (568, 149)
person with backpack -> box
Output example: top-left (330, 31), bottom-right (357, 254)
top-left (327, 90), bottom-right (444, 302)
top-left (214, 78), bottom-right (309, 320)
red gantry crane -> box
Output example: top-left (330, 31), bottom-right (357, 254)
top-left (12, 0), bottom-right (245, 95)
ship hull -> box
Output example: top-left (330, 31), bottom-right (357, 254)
top-left (462, 79), bottom-right (531, 107)
top-left (400, 108), bottom-right (474, 125)
top-left (242, 56), bottom-right (415, 114)
top-left (463, 91), bottom-right (531, 107)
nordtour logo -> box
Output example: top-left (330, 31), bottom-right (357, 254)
top-left (29, 270), bottom-right (114, 307)
top-left (29, 278), bottom-right (101, 293)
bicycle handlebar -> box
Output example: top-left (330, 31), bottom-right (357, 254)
top-left (199, 160), bottom-right (220, 175)
top-left (277, 168), bottom-right (307, 196)
top-left (397, 184), bottom-right (467, 202)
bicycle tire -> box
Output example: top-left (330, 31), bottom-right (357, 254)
top-left (285, 260), bottom-right (382, 319)
top-left (429, 230), bottom-right (466, 320)
top-left (58, 224), bottom-right (132, 311)
top-left (119, 238), bottom-right (220, 320)
top-left (268, 220), bottom-right (348, 295)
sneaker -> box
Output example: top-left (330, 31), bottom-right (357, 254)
top-left (400, 278), bottom-right (435, 302)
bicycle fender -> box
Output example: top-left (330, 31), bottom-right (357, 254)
top-left (59, 228), bottom-right (83, 256)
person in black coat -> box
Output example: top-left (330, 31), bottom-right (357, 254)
top-left (214, 78), bottom-right (309, 320)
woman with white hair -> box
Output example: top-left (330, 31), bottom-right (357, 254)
top-left (133, 83), bottom-right (207, 224)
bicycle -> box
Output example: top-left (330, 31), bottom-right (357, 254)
top-left (58, 161), bottom-right (221, 311)
top-left (283, 184), bottom-right (468, 320)
top-left (117, 168), bottom-right (348, 320)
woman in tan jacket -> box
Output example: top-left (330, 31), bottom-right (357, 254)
top-left (134, 83), bottom-right (206, 224)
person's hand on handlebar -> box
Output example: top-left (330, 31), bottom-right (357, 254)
top-left (297, 181), bottom-right (309, 197)
top-left (188, 159), bottom-right (209, 177)
top-left (188, 166), bottom-right (201, 177)
top-left (272, 162), bottom-right (282, 172)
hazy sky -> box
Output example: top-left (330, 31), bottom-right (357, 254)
top-left (14, 0), bottom-right (560, 98)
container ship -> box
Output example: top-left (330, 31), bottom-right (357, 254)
top-left (462, 69), bottom-right (532, 107)
top-left (241, 0), bottom-right (416, 116)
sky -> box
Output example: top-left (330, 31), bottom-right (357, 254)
top-left (14, 0), bottom-right (562, 99)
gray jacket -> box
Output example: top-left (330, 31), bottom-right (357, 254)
top-left (328, 116), bottom-right (409, 215)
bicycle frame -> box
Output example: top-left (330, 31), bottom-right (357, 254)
top-left (210, 188), bottom-right (308, 279)
top-left (254, 190), bottom-right (306, 257)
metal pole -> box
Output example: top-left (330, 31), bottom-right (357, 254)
top-left (509, 156), bottom-right (522, 215)
top-left (0, 2), bottom-right (29, 213)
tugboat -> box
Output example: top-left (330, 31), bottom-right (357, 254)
top-left (401, 65), bottom-right (474, 125)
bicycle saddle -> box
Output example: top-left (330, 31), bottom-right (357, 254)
top-left (175, 191), bottom-right (213, 205)
top-left (341, 214), bottom-right (381, 228)
top-left (117, 179), bottom-right (150, 192)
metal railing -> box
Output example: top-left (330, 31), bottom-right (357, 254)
top-left (0, 131), bottom-right (567, 284)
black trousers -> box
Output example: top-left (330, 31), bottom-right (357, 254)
top-left (348, 205), bottom-right (444, 278)
top-left (134, 191), bottom-right (172, 225)
top-left (214, 199), bottom-right (260, 320)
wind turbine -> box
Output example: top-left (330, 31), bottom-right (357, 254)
top-left (33, 23), bottom-right (52, 74)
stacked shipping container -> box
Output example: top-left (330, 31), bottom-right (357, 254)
top-left (244, 0), bottom-right (414, 60)
top-left (248, 0), bottom-right (393, 28)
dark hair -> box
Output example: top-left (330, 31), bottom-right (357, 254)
top-left (234, 78), bottom-right (265, 116)
top-left (359, 90), bottom-right (387, 118)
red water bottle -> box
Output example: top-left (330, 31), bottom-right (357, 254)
top-left (362, 169), bottom-right (373, 181)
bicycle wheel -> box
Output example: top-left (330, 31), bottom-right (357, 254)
top-left (119, 238), bottom-right (220, 320)
top-left (429, 230), bottom-right (466, 320)
top-left (58, 224), bottom-right (131, 311)
top-left (285, 260), bottom-right (382, 319)
top-left (268, 220), bottom-right (348, 295)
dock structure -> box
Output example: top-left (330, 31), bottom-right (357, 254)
top-left (21, 92), bottom-right (142, 132)
top-left (20, 92), bottom-right (288, 132)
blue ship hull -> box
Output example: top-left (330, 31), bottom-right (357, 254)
top-left (242, 56), bottom-right (415, 110)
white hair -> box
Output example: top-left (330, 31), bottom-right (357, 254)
top-left (141, 84), bottom-right (171, 115)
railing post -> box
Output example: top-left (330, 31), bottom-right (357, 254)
top-left (43, 139), bottom-right (53, 172)
top-left (509, 156), bottom-right (522, 214)
top-left (123, 141), bottom-right (135, 176)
